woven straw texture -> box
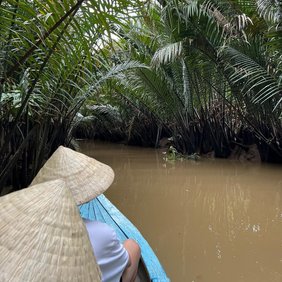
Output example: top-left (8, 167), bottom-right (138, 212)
top-left (31, 146), bottom-right (114, 205)
top-left (0, 180), bottom-right (101, 281)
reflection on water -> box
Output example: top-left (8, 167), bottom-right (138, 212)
top-left (79, 140), bottom-right (282, 282)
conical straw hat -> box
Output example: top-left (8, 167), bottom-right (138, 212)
top-left (31, 146), bottom-right (114, 205)
top-left (0, 179), bottom-right (101, 282)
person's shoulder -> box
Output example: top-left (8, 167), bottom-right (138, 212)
top-left (84, 219), bottom-right (116, 240)
top-left (84, 219), bottom-right (111, 230)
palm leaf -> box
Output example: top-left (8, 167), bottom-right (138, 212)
top-left (223, 46), bottom-right (282, 106)
top-left (151, 41), bottom-right (183, 66)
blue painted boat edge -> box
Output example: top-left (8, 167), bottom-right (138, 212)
top-left (83, 194), bottom-right (170, 282)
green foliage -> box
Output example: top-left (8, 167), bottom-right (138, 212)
top-left (1, 0), bottom-right (282, 194)
top-left (0, 0), bottom-right (143, 193)
top-left (89, 0), bottom-right (282, 161)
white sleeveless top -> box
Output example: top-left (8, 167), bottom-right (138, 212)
top-left (84, 219), bottom-right (129, 282)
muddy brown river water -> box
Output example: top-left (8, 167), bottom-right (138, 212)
top-left (79, 140), bottom-right (282, 282)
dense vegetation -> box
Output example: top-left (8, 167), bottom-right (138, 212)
top-left (1, 0), bottom-right (281, 194)
top-left (76, 0), bottom-right (282, 161)
top-left (0, 0), bottom-right (142, 193)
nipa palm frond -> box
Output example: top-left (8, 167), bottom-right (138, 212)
top-left (222, 46), bottom-right (282, 107)
top-left (151, 41), bottom-right (183, 67)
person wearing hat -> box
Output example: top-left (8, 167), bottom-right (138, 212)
top-left (31, 146), bottom-right (141, 282)
top-left (0, 179), bottom-right (101, 281)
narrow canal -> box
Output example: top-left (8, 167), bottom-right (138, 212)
top-left (79, 140), bottom-right (282, 282)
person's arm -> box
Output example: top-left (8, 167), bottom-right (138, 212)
top-left (85, 220), bottom-right (134, 281)
top-left (122, 239), bottom-right (141, 282)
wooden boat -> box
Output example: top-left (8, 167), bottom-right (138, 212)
top-left (79, 194), bottom-right (170, 282)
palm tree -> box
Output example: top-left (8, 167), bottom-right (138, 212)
top-left (95, 0), bottom-right (282, 161)
top-left (0, 0), bottom-right (143, 194)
